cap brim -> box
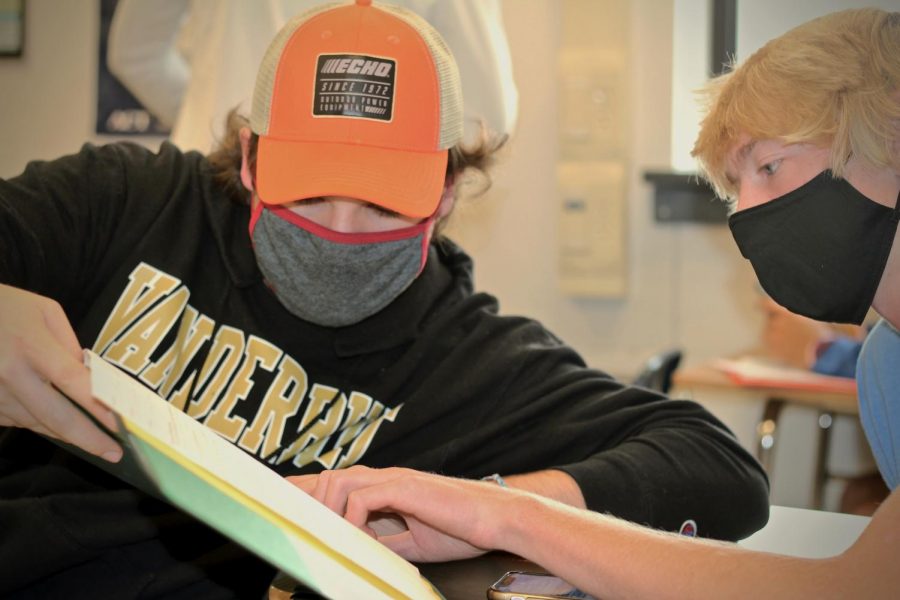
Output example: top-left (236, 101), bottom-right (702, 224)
top-left (255, 138), bottom-right (449, 219)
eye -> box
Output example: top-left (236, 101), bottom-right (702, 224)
top-left (759, 160), bottom-right (782, 176)
top-left (297, 197), bottom-right (326, 206)
top-left (367, 203), bottom-right (402, 218)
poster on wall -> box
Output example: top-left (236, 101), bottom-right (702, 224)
top-left (96, 0), bottom-right (170, 136)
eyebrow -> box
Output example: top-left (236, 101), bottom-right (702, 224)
top-left (724, 140), bottom-right (757, 185)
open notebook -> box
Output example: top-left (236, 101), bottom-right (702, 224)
top-left (83, 350), bottom-right (442, 600)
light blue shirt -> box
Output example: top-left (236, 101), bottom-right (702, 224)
top-left (857, 318), bottom-right (900, 490)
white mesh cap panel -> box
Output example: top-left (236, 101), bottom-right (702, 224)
top-left (377, 3), bottom-right (464, 150)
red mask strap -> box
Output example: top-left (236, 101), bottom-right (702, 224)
top-left (248, 199), bottom-right (264, 238)
top-left (250, 199), bottom-right (437, 273)
top-left (267, 203), bottom-right (435, 245)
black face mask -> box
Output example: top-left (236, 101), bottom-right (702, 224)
top-left (729, 170), bottom-right (900, 325)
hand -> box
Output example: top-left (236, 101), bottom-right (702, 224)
top-left (289, 466), bottom-right (513, 562)
top-left (0, 284), bottom-right (121, 461)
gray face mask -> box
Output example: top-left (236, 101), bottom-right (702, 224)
top-left (250, 204), bottom-right (432, 327)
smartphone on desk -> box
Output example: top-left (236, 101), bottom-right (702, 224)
top-left (487, 571), bottom-right (597, 600)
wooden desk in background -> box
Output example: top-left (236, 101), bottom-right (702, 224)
top-left (673, 360), bottom-right (859, 510)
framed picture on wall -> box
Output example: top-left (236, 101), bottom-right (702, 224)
top-left (96, 0), bottom-right (170, 136)
top-left (0, 0), bottom-right (24, 57)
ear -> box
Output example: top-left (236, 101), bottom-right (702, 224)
top-left (435, 178), bottom-right (456, 219)
top-left (239, 127), bottom-right (255, 193)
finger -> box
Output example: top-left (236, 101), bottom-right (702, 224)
top-left (7, 366), bottom-right (121, 461)
top-left (41, 296), bottom-right (84, 359)
top-left (346, 474), bottom-right (496, 545)
top-left (367, 512), bottom-right (409, 536)
top-left (286, 474), bottom-right (319, 494)
top-left (359, 523), bottom-right (378, 540)
top-left (311, 467), bottom-right (414, 516)
top-left (0, 394), bottom-right (55, 435)
top-left (372, 530), bottom-right (423, 561)
top-left (25, 332), bottom-right (119, 435)
top-left (320, 465), bottom-right (380, 514)
top-left (344, 481), bottom-right (417, 529)
top-left (310, 468), bottom-right (334, 506)
top-left (311, 469), bottom-right (354, 514)
top-left (6, 294), bottom-right (120, 435)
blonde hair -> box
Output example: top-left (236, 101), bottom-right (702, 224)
top-left (692, 8), bottom-right (900, 201)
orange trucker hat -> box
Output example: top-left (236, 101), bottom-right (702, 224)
top-left (250, 0), bottom-right (463, 218)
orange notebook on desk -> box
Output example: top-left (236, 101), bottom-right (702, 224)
top-left (714, 357), bottom-right (857, 395)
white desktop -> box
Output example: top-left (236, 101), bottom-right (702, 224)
top-left (739, 505), bottom-right (870, 558)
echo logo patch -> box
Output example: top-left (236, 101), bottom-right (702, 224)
top-left (313, 54), bottom-right (395, 122)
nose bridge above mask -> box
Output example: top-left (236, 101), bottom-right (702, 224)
top-left (266, 202), bottom-right (434, 244)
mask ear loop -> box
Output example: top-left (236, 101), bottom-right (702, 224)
top-left (417, 211), bottom-right (438, 274)
top-left (248, 198), bottom-right (264, 238)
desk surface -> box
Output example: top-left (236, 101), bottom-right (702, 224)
top-left (419, 552), bottom-right (541, 599)
top-left (674, 362), bottom-right (859, 415)
top-left (739, 505), bottom-right (870, 558)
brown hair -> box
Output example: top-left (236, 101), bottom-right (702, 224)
top-left (206, 109), bottom-right (507, 238)
top-left (692, 8), bottom-right (900, 201)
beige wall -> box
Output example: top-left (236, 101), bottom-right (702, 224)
top-left (0, 1), bottom-right (162, 174)
top-left (448, 0), bottom-right (761, 379)
top-left (0, 2), bottom-right (94, 174)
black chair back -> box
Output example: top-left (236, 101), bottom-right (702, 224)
top-left (632, 349), bottom-right (683, 394)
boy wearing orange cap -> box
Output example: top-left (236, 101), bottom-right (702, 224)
top-left (0, 1), bottom-right (767, 596)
